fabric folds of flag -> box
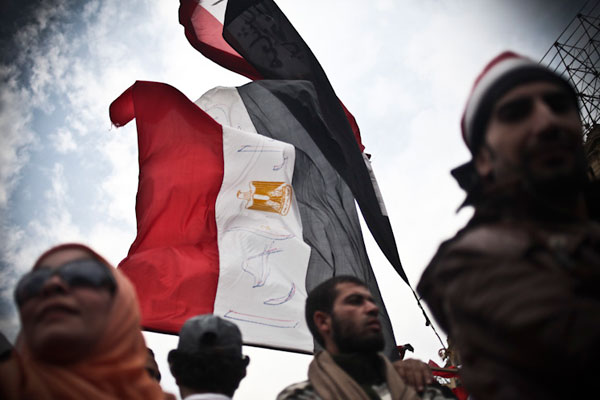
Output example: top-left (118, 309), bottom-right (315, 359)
top-left (181, 0), bottom-right (408, 284)
top-left (197, 80), bottom-right (398, 358)
top-left (109, 79), bottom-right (399, 358)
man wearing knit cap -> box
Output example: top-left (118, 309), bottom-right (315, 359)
top-left (168, 314), bottom-right (250, 400)
top-left (418, 51), bottom-right (600, 399)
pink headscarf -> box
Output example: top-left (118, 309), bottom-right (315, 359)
top-left (0, 243), bottom-right (169, 400)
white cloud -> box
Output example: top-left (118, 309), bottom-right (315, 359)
top-left (50, 128), bottom-right (77, 153)
top-left (97, 125), bottom-right (138, 226)
top-left (0, 67), bottom-right (36, 209)
top-left (87, 222), bottom-right (135, 267)
top-left (22, 163), bottom-right (82, 246)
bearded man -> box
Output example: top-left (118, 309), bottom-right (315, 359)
top-left (278, 276), bottom-right (454, 400)
top-left (418, 51), bottom-right (600, 400)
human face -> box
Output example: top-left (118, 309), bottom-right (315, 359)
top-left (19, 248), bottom-right (114, 364)
top-left (329, 283), bottom-right (384, 354)
top-left (475, 81), bottom-right (585, 189)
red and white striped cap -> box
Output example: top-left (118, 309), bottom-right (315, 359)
top-left (461, 51), bottom-right (575, 153)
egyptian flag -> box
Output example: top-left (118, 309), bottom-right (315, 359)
top-left (110, 79), bottom-right (399, 357)
top-left (180, 0), bottom-right (408, 284)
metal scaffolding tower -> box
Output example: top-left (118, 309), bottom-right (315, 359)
top-left (540, 1), bottom-right (600, 179)
top-left (540, 0), bottom-right (599, 140)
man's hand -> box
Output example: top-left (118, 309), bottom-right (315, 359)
top-left (393, 358), bottom-right (433, 392)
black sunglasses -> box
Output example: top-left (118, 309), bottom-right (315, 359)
top-left (15, 259), bottom-right (117, 307)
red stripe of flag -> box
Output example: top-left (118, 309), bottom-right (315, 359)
top-left (110, 81), bottom-right (223, 332)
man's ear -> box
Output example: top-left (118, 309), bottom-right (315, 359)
top-left (167, 350), bottom-right (179, 384)
top-left (474, 145), bottom-right (493, 180)
top-left (241, 356), bottom-right (250, 378)
top-left (313, 311), bottom-right (331, 338)
top-left (168, 364), bottom-right (179, 385)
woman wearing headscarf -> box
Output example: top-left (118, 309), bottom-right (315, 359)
top-left (0, 243), bottom-right (174, 400)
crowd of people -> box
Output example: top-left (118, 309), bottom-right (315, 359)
top-left (1, 50), bottom-right (599, 399)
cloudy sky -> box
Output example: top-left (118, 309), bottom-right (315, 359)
top-left (0, 0), bottom-right (591, 398)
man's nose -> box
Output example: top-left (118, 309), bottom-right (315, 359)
top-left (530, 97), bottom-right (562, 135)
top-left (365, 300), bottom-right (379, 315)
top-left (40, 274), bottom-right (69, 297)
